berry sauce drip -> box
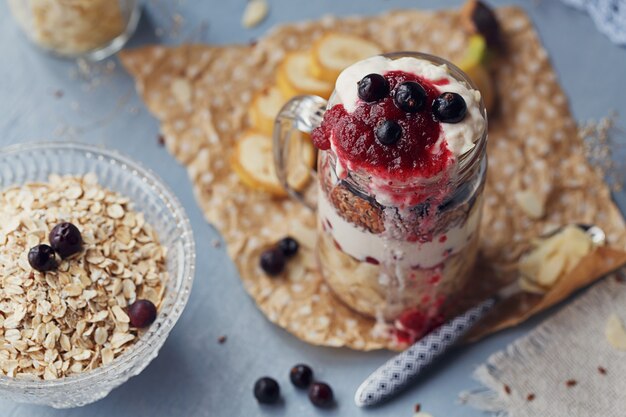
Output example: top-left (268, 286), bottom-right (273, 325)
top-left (311, 71), bottom-right (451, 182)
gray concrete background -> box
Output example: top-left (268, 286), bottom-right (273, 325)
top-left (0, 0), bottom-right (624, 416)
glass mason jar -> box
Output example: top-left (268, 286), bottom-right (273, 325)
top-left (275, 52), bottom-right (487, 341)
top-left (7, 0), bottom-right (140, 60)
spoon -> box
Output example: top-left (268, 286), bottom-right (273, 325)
top-left (354, 224), bottom-right (606, 408)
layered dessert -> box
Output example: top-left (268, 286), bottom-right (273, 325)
top-left (311, 55), bottom-right (487, 344)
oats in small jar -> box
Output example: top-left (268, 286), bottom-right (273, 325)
top-left (0, 174), bottom-right (168, 379)
top-left (7, 0), bottom-right (137, 57)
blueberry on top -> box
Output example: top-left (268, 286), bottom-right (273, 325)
top-left (432, 92), bottom-right (467, 123)
top-left (394, 81), bottom-right (427, 113)
top-left (375, 120), bottom-right (402, 146)
top-left (357, 74), bottom-right (390, 102)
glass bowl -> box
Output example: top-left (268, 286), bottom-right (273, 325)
top-left (0, 142), bottom-right (196, 408)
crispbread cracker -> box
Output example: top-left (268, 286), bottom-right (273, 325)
top-left (121, 6), bottom-right (626, 350)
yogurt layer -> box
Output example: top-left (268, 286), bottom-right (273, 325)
top-left (318, 184), bottom-right (481, 269)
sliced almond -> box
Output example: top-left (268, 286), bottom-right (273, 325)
top-left (519, 225), bottom-right (594, 290)
top-left (606, 313), bottom-right (626, 351)
top-left (241, 0), bottom-right (269, 29)
top-left (536, 253), bottom-right (566, 287)
top-left (518, 276), bottom-right (547, 294)
top-left (171, 78), bottom-right (193, 107)
top-left (514, 189), bottom-right (545, 219)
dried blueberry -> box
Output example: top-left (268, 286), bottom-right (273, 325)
top-left (357, 74), bottom-right (390, 102)
top-left (309, 382), bottom-right (334, 408)
top-left (28, 244), bottom-right (58, 272)
top-left (127, 299), bottom-right (157, 328)
top-left (49, 222), bottom-right (82, 258)
top-left (278, 237), bottom-right (299, 258)
top-left (260, 248), bottom-right (286, 276)
top-left (254, 377), bottom-right (280, 404)
top-left (290, 364), bottom-right (313, 389)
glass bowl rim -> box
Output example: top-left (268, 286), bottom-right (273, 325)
top-left (0, 141), bottom-right (196, 389)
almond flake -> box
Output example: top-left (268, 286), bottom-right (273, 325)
top-left (241, 0), bottom-right (269, 29)
top-left (111, 305), bottom-right (130, 323)
top-left (110, 332), bottom-right (135, 349)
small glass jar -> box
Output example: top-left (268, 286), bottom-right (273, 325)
top-left (275, 52), bottom-right (487, 343)
top-left (7, 0), bottom-right (140, 60)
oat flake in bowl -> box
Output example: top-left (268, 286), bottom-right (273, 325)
top-left (0, 142), bottom-right (195, 408)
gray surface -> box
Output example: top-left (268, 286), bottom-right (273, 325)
top-left (0, 0), bottom-right (625, 416)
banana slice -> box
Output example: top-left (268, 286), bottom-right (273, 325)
top-left (249, 86), bottom-right (285, 136)
top-left (310, 33), bottom-right (382, 83)
top-left (457, 35), bottom-right (496, 114)
top-left (277, 51), bottom-right (334, 99)
top-left (232, 130), bottom-right (315, 196)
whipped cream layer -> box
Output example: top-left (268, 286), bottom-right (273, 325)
top-left (319, 186), bottom-right (481, 269)
top-left (332, 55), bottom-right (485, 158)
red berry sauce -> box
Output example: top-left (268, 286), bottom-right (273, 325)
top-left (393, 307), bottom-right (445, 345)
top-left (311, 71), bottom-right (452, 182)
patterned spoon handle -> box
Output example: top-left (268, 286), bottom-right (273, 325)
top-left (354, 297), bottom-right (497, 408)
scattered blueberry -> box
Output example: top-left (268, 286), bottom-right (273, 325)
top-left (254, 377), bottom-right (280, 404)
top-left (432, 92), bottom-right (467, 123)
top-left (49, 222), bottom-right (83, 258)
top-left (309, 382), bottom-right (334, 408)
top-left (394, 81), bottom-right (427, 113)
top-left (290, 364), bottom-right (314, 389)
top-left (278, 237), bottom-right (299, 258)
top-left (357, 74), bottom-right (390, 102)
top-left (28, 244), bottom-right (58, 272)
top-left (127, 299), bottom-right (157, 328)
top-left (375, 120), bottom-right (402, 146)
top-left (260, 248), bottom-right (286, 276)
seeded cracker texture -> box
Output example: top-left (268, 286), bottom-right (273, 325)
top-left (0, 174), bottom-right (167, 377)
top-left (121, 7), bottom-right (626, 350)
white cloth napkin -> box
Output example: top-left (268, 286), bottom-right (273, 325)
top-left (560, 0), bottom-right (626, 46)
top-left (461, 274), bottom-right (626, 416)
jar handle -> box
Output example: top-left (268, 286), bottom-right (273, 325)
top-left (273, 95), bottom-right (327, 210)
